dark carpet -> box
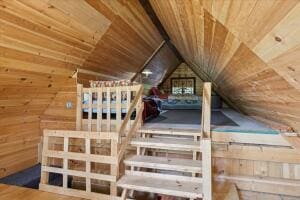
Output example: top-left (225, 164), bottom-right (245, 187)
top-left (147, 110), bottom-right (238, 126)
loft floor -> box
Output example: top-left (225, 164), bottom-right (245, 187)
top-left (145, 108), bottom-right (278, 134)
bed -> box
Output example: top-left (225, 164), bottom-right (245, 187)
top-left (161, 94), bottom-right (202, 110)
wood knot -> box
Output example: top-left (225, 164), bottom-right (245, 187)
top-left (0, 168), bottom-right (6, 172)
top-left (274, 36), bottom-right (282, 42)
top-left (287, 66), bottom-right (295, 72)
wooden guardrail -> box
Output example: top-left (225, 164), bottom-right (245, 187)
top-left (39, 84), bottom-right (144, 199)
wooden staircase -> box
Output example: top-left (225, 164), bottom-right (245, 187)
top-left (39, 82), bottom-right (212, 200)
top-left (117, 82), bottom-right (212, 200)
top-left (117, 128), bottom-right (212, 199)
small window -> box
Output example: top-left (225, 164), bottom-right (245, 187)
top-left (171, 77), bottom-right (195, 95)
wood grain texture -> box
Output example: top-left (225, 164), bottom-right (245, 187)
top-left (150, 0), bottom-right (300, 132)
top-left (0, 184), bottom-right (86, 200)
top-left (0, 0), bottom-right (163, 177)
top-left (140, 43), bottom-right (181, 87)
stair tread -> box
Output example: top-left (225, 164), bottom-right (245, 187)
top-left (138, 128), bottom-right (201, 136)
top-left (130, 137), bottom-right (200, 151)
top-left (117, 175), bottom-right (203, 198)
top-left (124, 155), bottom-right (202, 172)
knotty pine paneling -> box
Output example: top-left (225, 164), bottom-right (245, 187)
top-left (40, 78), bottom-right (77, 132)
top-left (0, 67), bottom-right (73, 178)
top-left (150, 0), bottom-right (300, 132)
top-left (0, 0), bottom-right (163, 177)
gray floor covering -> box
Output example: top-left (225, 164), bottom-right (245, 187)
top-left (147, 110), bottom-right (238, 126)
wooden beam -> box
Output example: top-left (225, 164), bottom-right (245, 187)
top-left (77, 68), bottom-right (119, 80)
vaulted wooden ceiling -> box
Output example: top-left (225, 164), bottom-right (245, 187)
top-left (150, 0), bottom-right (300, 132)
top-left (0, 0), bottom-right (178, 178)
top-left (0, 0), bottom-right (300, 168)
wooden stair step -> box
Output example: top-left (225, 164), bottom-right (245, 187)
top-left (117, 175), bottom-right (203, 199)
top-left (138, 128), bottom-right (201, 137)
top-left (124, 155), bottom-right (202, 173)
top-left (130, 137), bottom-right (201, 151)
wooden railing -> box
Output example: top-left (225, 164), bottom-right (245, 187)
top-left (40, 84), bottom-right (144, 199)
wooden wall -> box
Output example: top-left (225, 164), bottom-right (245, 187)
top-left (40, 78), bottom-right (77, 132)
top-left (0, 68), bottom-right (73, 178)
top-left (160, 62), bottom-right (204, 96)
top-left (0, 0), bottom-right (164, 177)
top-left (150, 0), bottom-right (300, 132)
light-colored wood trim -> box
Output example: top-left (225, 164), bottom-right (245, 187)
top-left (41, 84), bottom-right (144, 198)
top-left (63, 137), bottom-right (68, 188)
top-left (201, 82), bottom-right (211, 138)
top-left (43, 150), bottom-right (118, 165)
top-left (85, 137), bottom-right (91, 192)
top-left (215, 175), bottom-right (300, 197)
top-left (96, 88), bottom-right (103, 131)
top-left (42, 166), bottom-right (116, 182)
top-left (88, 88), bottom-right (92, 131)
top-left (281, 133), bottom-right (300, 152)
top-left (202, 138), bottom-right (212, 200)
top-left (76, 84), bottom-right (83, 131)
top-left (125, 170), bottom-right (202, 183)
top-left (212, 131), bottom-right (291, 146)
top-left (77, 68), bottom-right (119, 80)
top-left (44, 130), bottom-right (119, 140)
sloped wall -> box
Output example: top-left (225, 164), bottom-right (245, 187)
top-left (150, 0), bottom-right (300, 131)
top-left (0, 68), bottom-right (72, 178)
top-left (0, 0), bottom-right (164, 177)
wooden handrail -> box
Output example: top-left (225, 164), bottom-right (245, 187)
top-left (118, 85), bottom-right (144, 138)
top-left (202, 138), bottom-right (212, 200)
top-left (118, 102), bottom-right (144, 163)
top-left (117, 85), bottom-right (144, 162)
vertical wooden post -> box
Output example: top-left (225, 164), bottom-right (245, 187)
top-left (40, 135), bottom-right (49, 184)
top-left (63, 137), bottom-right (69, 188)
top-left (88, 88), bottom-right (92, 131)
top-left (76, 84), bottom-right (83, 131)
top-left (126, 86), bottom-right (131, 131)
top-left (201, 82), bottom-right (211, 138)
top-left (97, 88), bottom-right (103, 131)
top-left (107, 87), bottom-right (111, 132)
top-left (86, 137), bottom-right (91, 192)
top-left (202, 138), bottom-right (212, 200)
top-left (110, 86), bottom-right (117, 195)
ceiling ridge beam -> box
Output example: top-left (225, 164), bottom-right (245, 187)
top-left (139, 0), bottom-right (184, 62)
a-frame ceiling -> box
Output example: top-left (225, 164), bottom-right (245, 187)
top-left (149, 0), bottom-right (300, 132)
top-left (0, 0), bottom-right (300, 133)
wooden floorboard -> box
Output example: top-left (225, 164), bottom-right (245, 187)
top-left (0, 184), bottom-right (87, 200)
